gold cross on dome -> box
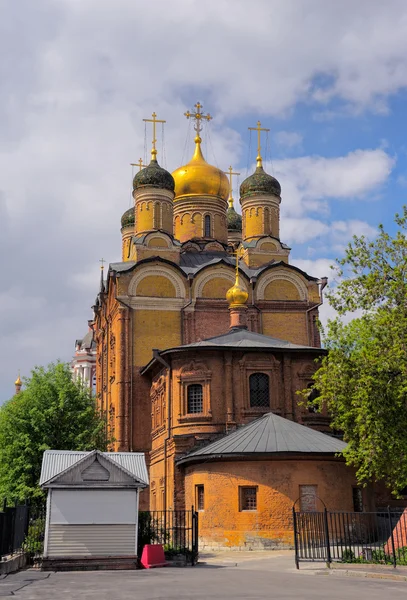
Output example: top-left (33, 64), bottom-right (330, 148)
top-left (227, 166), bottom-right (240, 207)
top-left (99, 258), bottom-right (105, 271)
top-left (130, 158), bottom-right (147, 171)
top-left (143, 112), bottom-right (166, 159)
top-left (248, 120), bottom-right (270, 167)
top-left (184, 102), bottom-right (212, 137)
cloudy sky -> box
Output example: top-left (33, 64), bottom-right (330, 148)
top-left (1, 0), bottom-right (407, 402)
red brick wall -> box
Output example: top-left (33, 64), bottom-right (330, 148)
top-left (184, 459), bottom-right (357, 549)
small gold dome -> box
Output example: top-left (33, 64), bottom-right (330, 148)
top-left (15, 375), bottom-right (22, 386)
top-left (172, 136), bottom-right (230, 201)
top-left (226, 274), bottom-right (249, 307)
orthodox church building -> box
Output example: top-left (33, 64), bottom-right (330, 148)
top-left (91, 104), bottom-right (363, 549)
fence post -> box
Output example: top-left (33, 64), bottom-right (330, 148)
top-left (292, 507), bottom-right (299, 569)
top-left (387, 507), bottom-right (397, 568)
top-left (324, 508), bottom-right (331, 567)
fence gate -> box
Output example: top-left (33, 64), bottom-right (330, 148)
top-left (293, 507), bottom-right (407, 569)
top-left (0, 501), bottom-right (30, 558)
top-left (293, 508), bottom-right (330, 568)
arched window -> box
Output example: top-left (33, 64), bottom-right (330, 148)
top-left (307, 383), bottom-right (319, 414)
top-left (264, 207), bottom-right (270, 234)
top-left (204, 215), bottom-right (211, 237)
top-left (249, 373), bottom-right (269, 408)
top-left (154, 203), bottom-right (161, 229)
top-left (187, 384), bottom-right (203, 413)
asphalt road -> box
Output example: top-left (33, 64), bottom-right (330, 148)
top-left (1, 554), bottom-right (407, 599)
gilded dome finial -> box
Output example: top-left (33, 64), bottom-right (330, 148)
top-left (15, 371), bottom-right (22, 394)
top-left (248, 120), bottom-right (270, 168)
top-left (130, 158), bottom-right (147, 171)
top-left (226, 251), bottom-right (249, 308)
top-left (132, 115), bottom-right (175, 193)
top-left (184, 101), bottom-right (212, 137)
top-left (227, 166), bottom-right (240, 209)
top-left (15, 371), bottom-right (22, 387)
top-left (143, 112), bottom-right (166, 161)
top-left (172, 102), bottom-right (229, 201)
top-left (184, 102), bottom-right (213, 164)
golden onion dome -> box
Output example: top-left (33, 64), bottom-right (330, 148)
top-left (226, 272), bottom-right (249, 308)
top-left (172, 136), bottom-right (230, 201)
top-left (15, 374), bottom-right (22, 386)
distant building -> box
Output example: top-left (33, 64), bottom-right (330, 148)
top-left (71, 328), bottom-right (96, 394)
top-left (14, 374), bottom-right (22, 395)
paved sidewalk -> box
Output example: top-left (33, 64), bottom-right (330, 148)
top-left (201, 550), bottom-right (407, 581)
top-left (0, 552), bottom-right (406, 599)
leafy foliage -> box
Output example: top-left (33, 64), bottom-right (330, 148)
top-left (0, 362), bottom-right (108, 502)
top-left (310, 207), bottom-right (407, 495)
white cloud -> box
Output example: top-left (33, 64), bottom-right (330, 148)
top-left (291, 257), bottom-right (365, 330)
top-left (291, 258), bottom-right (334, 280)
top-left (287, 219), bottom-right (377, 264)
top-left (281, 218), bottom-right (330, 244)
top-left (0, 0), bottom-right (404, 400)
top-left (274, 131), bottom-right (303, 151)
top-left (272, 149), bottom-right (394, 218)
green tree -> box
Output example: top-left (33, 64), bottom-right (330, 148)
top-left (310, 207), bottom-right (407, 496)
top-left (0, 362), bottom-right (108, 503)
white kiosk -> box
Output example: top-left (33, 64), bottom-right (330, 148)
top-left (40, 450), bottom-right (148, 569)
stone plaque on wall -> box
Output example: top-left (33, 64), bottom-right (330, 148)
top-left (300, 485), bottom-right (317, 511)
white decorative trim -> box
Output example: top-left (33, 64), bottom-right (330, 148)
top-left (256, 270), bottom-right (307, 301)
top-left (128, 266), bottom-right (186, 298)
top-left (257, 238), bottom-right (278, 251)
top-left (144, 231), bottom-right (172, 249)
top-left (134, 188), bottom-right (174, 202)
top-left (119, 296), bottom-right (186, 311)
top-left (194, 267), bottom-right (248, 298)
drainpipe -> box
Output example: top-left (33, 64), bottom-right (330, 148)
top-left (153, 350), bottom-right (172, 511)
top-left (305, 278), bottom-right (328, 346)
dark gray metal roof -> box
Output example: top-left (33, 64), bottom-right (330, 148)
top-left (179, 252), bottom-right (255, 277)
top-left (178, 412), bottom-right (347, 465)
top-left (79, 330), bottom-right (95, 351)
top-left (243, 235), bottom-right (290, 250)
top-left (110, 261), bottom-right (136, 273)
top-left (107, 253), bottom-right (317, 282)
top-left (163, 327), bottom-right (323, 352)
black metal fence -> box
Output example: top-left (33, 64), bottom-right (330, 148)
top-left (293, 508), bottom-right (407, 568)
top-left (138, 509), bottom-right (199, 565)
top-left (1, 502), bottom-right (198, 566)
top-left (0, 500), bottom-right (45, 560)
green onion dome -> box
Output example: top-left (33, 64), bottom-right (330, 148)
top-left (227, 206), bottom-right (242, 231)
top-left (240, 165), bottom-right (281, 200)
top-left (121, 207), bottom-right (135, 229)
top-left (133, 158), bottom-right (175, 192)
